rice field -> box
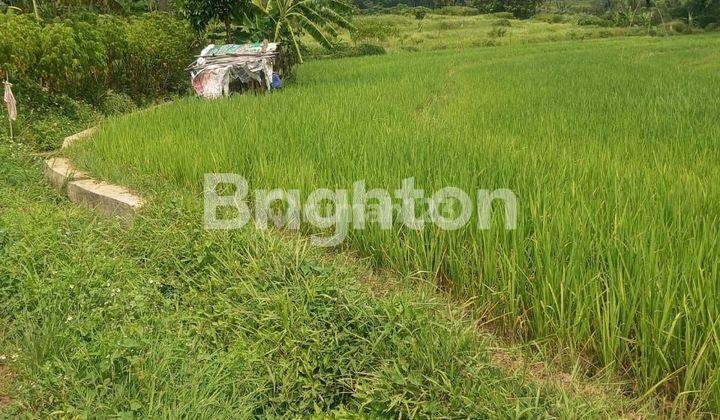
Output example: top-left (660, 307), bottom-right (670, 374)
top-left (70, 35), bottom-right (720, 413)
top-left (303, 12), bottom-right (656, 54)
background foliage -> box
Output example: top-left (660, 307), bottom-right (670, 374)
top-left (0, 12), bottom-right (198, 150)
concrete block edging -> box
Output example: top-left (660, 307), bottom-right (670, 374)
top-left (44, 127), bottom-right (144, 218)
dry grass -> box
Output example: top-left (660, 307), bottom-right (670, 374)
top-left (0, 365), bottom-right (14, 407)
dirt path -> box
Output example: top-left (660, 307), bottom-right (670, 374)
top-left (0, 364), bottom-right (13, 407)
top-left (0, 327), bottom-right (15, 408)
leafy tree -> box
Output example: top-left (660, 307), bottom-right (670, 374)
top-left (665, 0), bottom-right (720, 26)
top-left (613, 0), bottom-right (719, 27)
top-left (350, 19), bottom-right (399, 44)
top-left (472, 0), bottom-right (543, 17)
top-left (0, 12), bottom-right (41, 79)
top-left (182, 0), bottom-right (248, 42)
top-left (38, 19), bottom-right (108, 100)
top-left (11, 0), bottom-right (157, 18)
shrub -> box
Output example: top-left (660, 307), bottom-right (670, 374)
top-left (705, 22), bottom-right (719, 31)
top-left (99, 90), bottom-right (137, 116)
top-left (535, 13), bottom-right (568, 23)
top-left (0, 12), bottom-right (198, 151)
top-left (433, 6), bottom-right (479, 16)
top-left (492, 12), bottom-right (515, 19)
top-left (351, 20), bottom-right (400, 44)
top-left (355, 43), bottom-right (386, 56)
top-left (472, 0), bottom-right (501, 14)
top-left (438, 20), bottom-right (461, 30)
top-left (665, 19), bottom-right (690, 34)
top-left (635, 11), bottom-right (655, 27)
top-left (125, 13), bottom-right (196, 100)
top-left (383, 4), bottom-right (412, 15)
top-left (20, 107), bottom-right (98, 151)
top-left (487, 27), bottom-right (507, 37)
top-left (2, 12), bottom-right (196, 105)
top-left (39, 19), bottom-right (108, 102)
top-left (630, 26), bottom-right (648, 35)
top-left (566, 29), bottom-right (588, 39)
top-left (606, 10), bottom-right (657, 28)
top-left (312, 42), bottom-right (386, 59)
top-left (95, 15), bottom-right (130, 91)
top-left (407, 33), bottom-right (424, 44)
top-left (577, 13), bottom-right (610, 26)
top-left (681, 0), bottom-right (720, 27)
top-left (493, 18), bottom-right (512, 26)
top-left (0, 13), bottom-right (41, 79)
top-left (414, 7), bottom-right (429, 20)
top-left (474, 0), bottom-right (543, 19)
top-left (3, 80), bottom-right (100, 151)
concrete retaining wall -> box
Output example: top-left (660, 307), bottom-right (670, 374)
top-left (44, 128), bottom-right (144, 218)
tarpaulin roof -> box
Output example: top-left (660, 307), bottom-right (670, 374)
top-left (200, 43), bottom-right (280, 56)
top-left (188, 42), bottom-right (281, 99)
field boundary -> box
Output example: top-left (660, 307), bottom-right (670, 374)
top-left (43, 127), bottom-right (144, 218)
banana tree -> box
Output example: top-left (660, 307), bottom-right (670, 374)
top-left (250, 0), bottom-right (353, 64)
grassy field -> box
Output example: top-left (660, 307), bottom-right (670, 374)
top-left (69, 34), bottom-right (720, 414)
top-left (304, 12), bottom-right (674, 55)
top-left (0, 142), bottom-right (644, 416)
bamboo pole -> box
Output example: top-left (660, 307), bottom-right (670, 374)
top-left (32, 0), bottom-right (41, 21)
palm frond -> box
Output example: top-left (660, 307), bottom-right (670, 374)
top-left (292, 11), bottom-right (333, 49)
top-left (284, 21), bottom-right (304, 63)
top-left (315, 5), bottom-right (353, 30)
top-left (322, 0), bottom-right (354, 15)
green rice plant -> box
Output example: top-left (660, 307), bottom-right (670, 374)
top-left (71, 34), bottom-right (720, 414)
top-left (0, 142), bottom-right (639, 416)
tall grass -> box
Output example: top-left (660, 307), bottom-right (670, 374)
top-left (72, 35), bottom-right (720, 413)
top-left (303, 13), bottom-right (662, 54)
top-left (0, 142), bottom-right (634, 416)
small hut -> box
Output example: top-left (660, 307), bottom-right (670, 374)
top-left (188, 41), bottom-right (281, 99)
